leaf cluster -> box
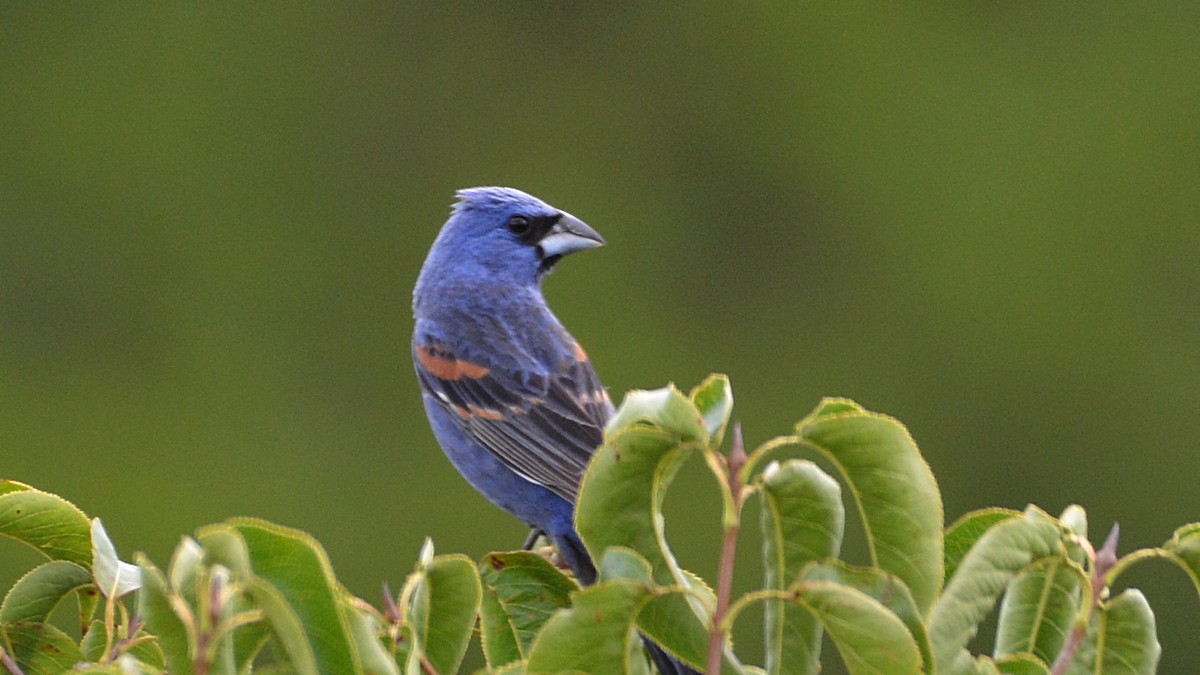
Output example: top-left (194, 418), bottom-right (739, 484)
top-left (1, 376), bottom-right (1197, 673)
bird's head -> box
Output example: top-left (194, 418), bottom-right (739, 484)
top-left (419, 187), bottom-right (605, 289)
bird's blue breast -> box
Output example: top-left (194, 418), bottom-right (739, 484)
top-left (413, 281), bottom-right (576, 376)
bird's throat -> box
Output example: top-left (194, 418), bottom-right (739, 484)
top-left (538, 253), bottom-right (563, 276)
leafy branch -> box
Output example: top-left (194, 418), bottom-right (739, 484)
top-left (1, 375), bottom-right (1197, 673)
top-left (704, 423), bottom-right (748, 675)
top-left (1050, 523), bottom-right (1120, 675)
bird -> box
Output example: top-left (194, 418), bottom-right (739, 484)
top-left (412, 187), bottom-right (698, 675)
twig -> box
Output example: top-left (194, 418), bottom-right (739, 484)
top-left (381, 582), bottom-right (402, 624)
top-left (706, 423), bottom-right (746, 675)
top-left (101, 585), bottom-right (117, 664)
top-left (1050, 523), bottom-right (1120, 675)
top-left (0, 646), bottom-right (25, 675)
top-left (107, 615), bottom-right (144, 662)
top-left (194, 573), bottom-right (224, 675)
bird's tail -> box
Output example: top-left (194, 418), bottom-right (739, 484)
top-left (549, 530), bottom-right (701, 675)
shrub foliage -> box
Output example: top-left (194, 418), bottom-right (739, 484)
top-left (2, 375), bottom-right (1197, 674)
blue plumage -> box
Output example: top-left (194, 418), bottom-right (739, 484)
top-left (413, 187), bottom-right (609, 581)
top-left (412, 187), bottom-right (697, 674)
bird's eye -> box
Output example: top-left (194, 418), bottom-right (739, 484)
top-left (507, 215), bottom-right (532, 235)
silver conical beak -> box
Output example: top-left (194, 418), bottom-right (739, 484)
top-left (538, 211), bottom-right (605, 257)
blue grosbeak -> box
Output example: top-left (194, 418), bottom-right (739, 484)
top-left (413, 187), bottom-right (697, 674)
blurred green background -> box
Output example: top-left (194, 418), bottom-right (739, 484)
top-left (2, 3), bottom-right (1198, 672)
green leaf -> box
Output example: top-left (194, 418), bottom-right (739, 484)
top-left (576, 427), bottom-right (699, 589)
top-left (578, 384), bottom-right (741, 673)
top-left (0, 484), bottom-right (92, 565)
top-left (690, 373), bottom-right (733, 446)
top-left (0, 560), bottom-right (93, 624)
top-left (242, 576), bottom-right (320, 673)
top-left (229, 599), bottom-right (272, 675)
top-left (478, 551), bottom-right (577, 665)
top-left (405, 550), bottom-right (480, 675)
top-left (345, 601), bottom-right (400, 675)
top-left (79, 617), bottom-right (104, 661)
top-left (1162, 522), bottom-right (1200, 598)
top-left (525, 579), bottom-right (649, 673)
top-left (993, 557), bottom-right (1081, 664)
top-left (756, 459), bottom-right (845, 675)
top-left (74, 658), bottom-right (157, 672)
top-left (137, 554), bottom-right (195, 675)
top-left (228, 519), bottom-right (360, 674)
top-left (576, 424), bottom-right (710, 671)
top-left (72, 663), bottom-right (139, 675)
top-left (77, 585), bottom-right (101, 637)
top-left (791, 398), bottom-right (944, 614)
top-left (196, 526), bottom-right (253, 578)
top-left (81, 617), bottom-right (166, 667)
top-left (91, 518), bottom-right (141, 599)
top-left (169, 536), bottom-right (205, 604)
top-left (929, 507), bottom-right (1070, 675)
top-left (0, 622), bottom-right (86, 675)
top-left (945, 509), bottom-right (1021, 583)
top-left (479, 584), bottom-right (521, 669)
top-left (807, 399), bottom-right (861, 417)
top-left (593, 546), bottom-right (719, 672)
top-left (802, 561), bottom-right (933, 674)
top-left (1057, 505), bottom-right (1088, 542)
top-left (126, 633), bottom-right (167, 670)
top-left (392, 622), bottom-right (412, 673)
top-left (0, 481), bottom-right (34, 498)
top-left (603, 384), bottom-right (709, 444)
top-left (199, 523), bottom-right (319, 673)
top-left (1064, 589), bottom-right (1160, 675)
top-left (993, 507), bottom-right (1087, 665)
top-left (765, 576), bottom-right (924, 675)
top-left (598, 546), bottom-right (656, 583)
top-left (995, 652), bottom-right (1049, 674)
top-left (495, 659), bottom-right (528, 675)
top-left (192, 527), bottom-right (276, 672)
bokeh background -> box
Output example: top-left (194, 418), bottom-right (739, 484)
top-left (3, 3), bottom-right (1198, 672)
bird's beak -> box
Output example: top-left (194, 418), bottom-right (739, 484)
top-left (538, 211), bottom-right (606, 257)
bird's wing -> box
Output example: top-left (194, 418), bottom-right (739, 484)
top-left (414, 337), bottom-right (613, 501)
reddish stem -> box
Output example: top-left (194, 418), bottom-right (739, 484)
top-left (1050, 523), bottom-right (1120, 675)
top-left (107, 615), bottom-right (144, 662)
top-left (0, 646), bottom-right (25, 675)
top-left (194, 573), bottom-right (225, 675)
top-left (706, 423), bottom-right (746, 675)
